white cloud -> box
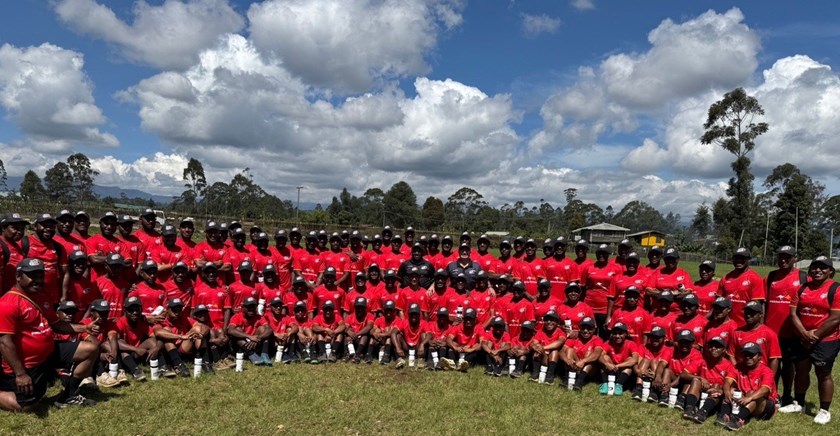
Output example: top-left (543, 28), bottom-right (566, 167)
top-left (54, 0), bottom-right (244, 70)
top-left (247, 0), bottom-right (464, 93)
top-left (521, 13), bottom-right (561, 38)
top-left (0, 43), bottom-right (118, 152)
top-left (532, 8), bottom-right (759, 152)
top-left (570, 0), bottom-right (594, 11)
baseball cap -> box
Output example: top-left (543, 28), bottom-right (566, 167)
top-left (242, 297), bottom-right (258, 307)
top-left (350, 230), bottom-right (362, 240)
top-left (354, 297), bottom-right (368, 308)
top-left (810, 256), bottom-right (833, 268)
top-left (269, 297), bottom-right (284, 307)
top-left (105, 253), bottom-right (124, 266)
top-left (1, 213), bottom-right (29, 226)
top-left (663, 247), bottom-right (680, 259)
top-left (700, 259), bottom-right (716, 270)
top-left (618, 239), bottom-right (632, 248)
top-left (263, 264), bottom-right (277, 275)
top-left (611, 323), bottom-right (628, 334)
top-left (595, 244), bottom-right (611, 254)
top-left (521, 320), bottom-right (536, 330)
top-left (382, 226), bottom-right (393, 235)
top-left (564, 282), bottom-right (582, 293)
top-left (34, 213), bottom-right (56, 224)
top-left (99, 212), bottom-right (117, 222)
top-left (677, 329), bottom-right (695, 342)
top-left (322, 300), bottom-right (336, 310)
top-left (305, 231), bottom-right (317, 240)
top-left (491, 316), bottom-right (505, 327)
top-left (455, 273), bottom-right (467, 282)
top-left (391, 235), bottom-right (402, 242)
top-left (329, 232), bottom-right (341, 242)
top-left (649, 245), bottom-right (663, 254)
top-left (274, 230), bottom-right (288, 239)
top-left (497, 274), bottom-right (511, 283)
top-left (478, 234), bottom-right (490, 243)
top-left (355, 271), bottom-right (367, 281)
top-left (173, 261), bottom-right (189, 271)
top-left (383, 300), bottom-right (397, 310)
top-left (436, 307), bottom-right (449, 318)
top-left (543, 238), bottom-right (553, 248)
top-left (405, 226), bottom-right (415, 234)
top-left (161, 225), bottom-right (177, 236)
top-left (205, 221), bottom-right (220, 231)
top-left (554, 237), bottom-right (568, 246)
top-left (744, 301), bottom-right (764, 313)
top-left (230, 228), bottom-right (246, 239)
top-left (458, 243), bottom-right (470, 252)
top-left (116, 215), bottom-right (135, 224)
top-left (90, 299), bottom-right (111, 314)
top-left (57, 300), bottom-right (79, 313)
top-left (201, 263), bottom-right (218, 271)
top-left (289, 227), bottom-right (301, 236)
top-left (141, 208), bottom-right (156, 218)
top-left (57, 209), bottom-right (74, 220)
top-left (680, 293), bottom-right (699, 306)
top-left (68, 250), bottom-right (87, 262)
top-left (124, 296), bottom-right (142, 309)
top-left (538, 278), bottom-right (551, 290)
top-left (372, 234), bottom-right (382, 241)
top-left (408, 267), bottom-right (420, 276)
top-left (741, 342), bottom-right (762, 356)
top-left (383, 269), bottom-right (397, 279)
top-left (252, 226), bottom-right (265, 234)
top-left (624, 286), bottom-right (641, 296)
top-left (429, 234), bottom-right (440, 241)
top-left (707, 336), bottom-right (726, 347)
top-left (168, 298), bottom-right (185, 309)
top-left (543, 310), bottom-right (559, 321)
top-left (434, 268), bottom-right (448, 278)
top-left (575, 239), bottom-right (589, 249)
top-left (657, 290), bottom-right (674, 302)
top-left (776, 245), bottom-right (796, 256)
top-left (460, 231), bottom-right (471, 240)
top-left (513, 235), bottom-right (525, 244)
top-left (292, 276), bottom-right (307, 285)
top-left (712, 296), bottom-right (732, 309)
top-left (626, 252), bottom-right (641, 262)
top-left (253, 232), bottom-right (268, 241)
top-left (192, 304), bottom-right (209, 315)
top-left (476, 270), bottom-right (488, 280)
top-left (408, 303), bottom-right (421, 315)
top-left (411, 243), bottom-right (424, 253)
top-left (367, 263), bottom-right (380, 271)
top-left (238, 261), bottom-right (253, 272)
top-left (323, 266), bottom-right (337, 277)
top-left (579, 317), bottom-right (596, 329)
top-left (293, 301), bottom-right (307, 311)
top-left (441, 235), bottom-right (453, 243)
top-left (179, 217), bottom-right (194, 227)
top-left (140, 260), bottom-right (158, 271)
top-left (463, 308), bottom-right (477, 319)
top-left (512, 281), bottom-right (526, 291)
top-left (733, 247), bottom-right (751, 258)
top-left (524, 238), bottom-right (537, 247)
top-left (648, 326), bottom-right (666, 338)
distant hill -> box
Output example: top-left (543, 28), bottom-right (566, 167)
top-left (4, 176), bottom-right (174, 205)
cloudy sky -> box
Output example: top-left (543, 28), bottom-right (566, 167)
top-left (1, 1), bottom-right (839, 217)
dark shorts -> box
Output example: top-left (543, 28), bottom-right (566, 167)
top-left (756, 397), bottom-right (776, 421)
top-left (779, 337), bottom-right (799, 362)
top-left (792, 339), bottom-right (840, 371)
top-left (0, 362), bottom-right (56, 406)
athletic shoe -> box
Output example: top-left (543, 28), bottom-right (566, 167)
top-left (510, 369), bottom-right (522, 379)
top-left (647, 390), bottom-right (660, 404)
top-left (176, 363), bottom-right (190, 378)
top-left (353, 356), bottom-right (361, 364)
top-left (675, 393), bottom-right (685, 410)
top-left (613, 385), bottom-right (623, 396)
top-left (714, 413), bottom-right (729, 428)
top-left (202, 361), bottom-right (216, 375)
top-left (95, 373), bottom-right (120, 388)
top-left (543, 376), bottom-right (555, 386)
top-left (132, 369), bottom-right (146, 382)
top-left (692, 409), bottom-right (708, 424)
top-left (599, 383), bottom-right (609, 395)
top-left (457, 360), bottom-right (470, 372)
top-left (160, 365), bottom-right (178, 378)
top-left (814, 409), bottom-right (832, 425)
top-left (682, 406), bottom-right (696, 420)
top-left (327, 354), bottom-right (337, 363)
top-left (726, 416), bottom-right (744, 431)
top-left (484, 367), bottom-right (494, 376)
top-left (778, 401), bottom-right (802, 413)
top-left (658, 394), bottom-right (669, 407)
top-left (80, 376), bottom-right (96, 390)
top-left (439, 358), bottom-right (456, 371)
top-left (395, 357), bottom-right (406, 369)
top-left (116, 369), bottom-right (129, 385)
top-left (631, 385), bottom-right (642, 401)
top-left (261, 353), bottom-right (273, 366)
top-left (248, 353), bottom-right (263, 365)
top-left (54, 394), bottom-right (96, 408)
top-left (310, 355), bottom-right (321, 364)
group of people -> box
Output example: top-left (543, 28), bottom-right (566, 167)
top-left (0, 210), bottom-right (838, 430)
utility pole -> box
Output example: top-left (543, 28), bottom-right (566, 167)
top-left (763, 213), bottom-right (770, 260)
top-left (795, 207), bottom-right (799, 253)
top-left (296, 186), bottom-right (303, 225)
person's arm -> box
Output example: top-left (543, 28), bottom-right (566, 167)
top-left (61, 273), bottom-right (72, 303)
top-left (226, 324), bottom-right (257, 342)
top-left (153, 326), bottom-right (191, 341)
top-left (788, 304), bottom-right (815, 342)
top-left (445, 334), bottom-right (461, 352)
top-left (336, 271), bottom-right (350, 287)
top-left (334, 321), bottom-right (347, 335)
top-left (117, 339), bottom-right (144, 355)
top-left (310, 323), bottom-right (327, 334)
top-left (616, 352), bottom-right (640, 370)
top-left (543, 337), bottom-right (567, 352)
top-left (0, 334), bottom-right (31, 396)
top-left (742, 385), bottom-right (770, 406)
top-left (481, 339), bottom-right (493, 355)
top-left (723, 377), bottom-right (736, 404)
top-left (605, 298), bottom-right (615, 323)
top-left (223, 307), bottom-right (232, 330)
top-left (813, 310), bottom-right (840, 341)
top-left (357, 321), bottom-right (374, 337)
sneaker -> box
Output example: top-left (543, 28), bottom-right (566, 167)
top-left (439, 358), bottom-right (456, 371)
top-left (115, 369), bottom-right (129, 385)
top-left (543, 376), bottom-right (555, 386)
top-left (599, 383), bottom-right (609, 395)
top-left (353, 356), bottom-right (361, 364)
top-left (614, 384), bottom-right (623, 396)
top-left (714, 413), bottom-right (730, 428)
top-left (726, 417), bottom-right (744, 431)
top-left (327, 353), bottom-right (338, 363)
top-left (631, 385), bottom-right (642, 401)
top-left (658, 393), bottom-right (669, 407)
top-left (692, 409), bottom-right (708, 424)
top-left (484, 366), bottom-right (494, 376)
top-left (160, 365), bottom-right (178, 378)
top-left (95, 373), bottom-right (120, 388)
top-left (80, 376), bottom-right (96, 390)
top-left (682, 406), bottom-right (697, 420)
top-left (395, 357), bottom-right (406, 369)
top-left (132, 369), bottom-right (146, 382)
top-left (54, 394), bottom-right (96, 408)
top-left (675, 394), bottom-right (685, 410)
top-left (364, 355), bottom-right (373, 365)
top-left (778, 401), bottom-right (802, 413)
top-left (302, 351), bottom-right (312, 364)
top-left (202, 361), bottom-right (216, 375)
top-left (248, 353), bottom-right (263, 365)
top-left (814, 409), bottom-right (832, 425)
top-left (457, 360), bottom-right (470, 372)
top-left (260, 353), bottom-right (273, 366)
top-left (510, 369), bottom-right (522, 379)
top-left (176, 363), bottom-right (190, 378)
top-left (647, 390), bottom-right (660, 404)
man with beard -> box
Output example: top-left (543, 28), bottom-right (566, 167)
top-left (271, 230), bottom-right (294, 289)
top-left (175, 218), bottom-right (197, 272)
top-left (52, 210), bottom-right (85, 258)
top-left (26, 214), bottom-right (65, 306)
top-left (135, 209), bottom-right (162, 259)
top-left (85, 212), bottom-right (122, 280)
top-left (543, 237), bottom-right (579, 299)
top-left (151, 225), bottom-right (191, 284)
top-left (398, 244), bottom-right (434, 288)
top-left (194, 221), bottom-right (229, 275)
top-left (223, 228), bottom-right (252, 285)
top-left (293, 231), bottom-right (323, 289)
top-left (73, 211), bottom-right (92, 240)
top-left (115, 215), bottom-right (144, 284)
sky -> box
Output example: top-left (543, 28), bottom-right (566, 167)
top-left (1, 0), bottom-right (839, 219)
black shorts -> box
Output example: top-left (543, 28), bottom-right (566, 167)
top-left (54, 340), bottom-right (80, 370)
top-left (0, 362), bottom-right (56, 406)
top-left (792, 339), bottom-right (840, 370)
top-left (779, 337), bottom-right (799, 362)
top-left (756, 397), bottom-right (776, 421)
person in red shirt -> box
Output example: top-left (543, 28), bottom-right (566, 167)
top-left (557, 282), bottom-right (594, 338)
top-left (694, 260), bottom-right (719, 317)
top-left (426, 307), bottom-right (452, 370)
top-left (541, 238), bottom-right (554, 261)
top-left (73, 211), bottom-right (92, 240)
top-left (113, 296), bottom-right (159, 381)
top-left (135, 209), bottom-right (162, 260)
top-left (670, 293), bottom-right (708, 344)
top-left (344, 297), bottom-right (375, 364)
top-left (481, 317), bottom-right (511, 376)
top-left (512, 236), bottom-right (526, 260)
top-left (653, 329), bottom-right (703, 408)
top-left (227, 261), bottom-right (259, 313)
top-left (392, 303), bottom-right (429, 369)
top-left (221, 228), bottom-right (251, 284)
top-left (283, 276), bottom-right (314, 318)
top-left (643, 245), bottom-right (663, 276)
top-left (312, 267), bottom-right (347, 316)
top-left (175, 218), bottom-right (197, 266)
top-left (96, 254), bottom-right (131, 320)
top-left (542, 238), bottom-right (579, 299)
top-left (764, 245), bottom-right (804, 407)
top-left (733, 301), bottom-right (781, 377)
top-left (598, 323), bottom-right (640, 395)
top-left (681, 336), bottom-right (736, 423)
top-left (227, 297), bottom-right (274, 366)
top-left (562, 316), bottom-right (604, 392)
top-left (152, 298), bottom-right (210, 377)
top-left (0, 258), bottom-right (100, 411)
top-left (508, 320), bottom-right (536, 378)
top-left (285, 301), bottom-right (315, 363)
top-left (442, 308), bottom-right (483, 372)
top-left (270, 230), bottom-right (294, 289)
top-left (256, 265), bottom-right (283, 307)
top-left (721, 342), bottom-right (778, 430)
top-left (609, 286), bottom-right (651, 345)
top-left (382, 235), bottom-right (407, 272)
top-left (505, 281), bottom-right (534, 337)
top-left (293, 232), bottom-right (323, 289)
top-left (310, 300), bottom-right (346, 364)
top-left (719, 247), bottom-right (766, 327)
top-left (344, 272), bottom-right (381, 317)
top-left (702, 297), bottom-right (738, 357)
top-left (581, 244), bottom-right (620, 339)
top-left (473, 235), bottom-right (498, 273)
top-left (514, 239), bottom-right (544, 296)
top-left (85, 212), bottom-right (123, 281)
top-left (532, 279), bottom-right (561, 331)
top-left (645, 247), bottom-right (692, 313)
top-left (573, 239), bottom-right (594, 272)
top-left (162, 261), bottom-right (194, 312)
top-left (128, 260), bottom-right (166, 319)
top-left (649, 291), bottom-right (679, 343)
top-left (1, 213), bottom-right (31, 294)
top-left (607, 252), bottom-right (647, 321)
top-left (319, 233), bottom-right (351, 289)
top-left (76, 299), bottom-right (121, 387)
top-left (632, 326), bottom-right (672, 402)
top-left (610, 239), bottom-right (633, 273)
top-left (530, 311), bottom-right (567, 384)
top-left (371, 299), bottom-right (400, 364)
top-left (115, 215), bottom-right (144, 284)
top-left (249, 232), bottom-right (276, 281)
top-left (490, 239), bottom-right (517, 278)
top-left (261, 297), bottom-right (296, 363)
top-left (315, 230), bottom-right (329, 253)
top-left (150, 225), bottom-right (190, 284)
top-left (26, 214), bottom-right (67, 307)
top-left (783, 256), bottom-right (840, 423)
top-left (194, 221), bottom-right (229, 274)
top-left (286, 227), bottom-right (304, 258)
top-left (192, 264), bottom-right (231, 366)
top-left (61, 250), bottom-right (101, 320)
top-left (53, 210), bottom-right (86, 258)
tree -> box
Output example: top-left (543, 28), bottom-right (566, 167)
top-left (382, 181), bottom-right (418, 228)
top-left (183, 158), bottom-right (207, 212)
top-left (0, 159), bottom-right (7, 192)
top-left (44, 162), bottom-right (74, 201)
top-left (604, 205), bottom-right (615, 223)
top-left (66, 153), bottom-right (99, 202)
top-left (19, 170), bottom-right (46, 201)
top-left (358, 188), bottom-right (385, 225)
top-left (701, 87), bottom-right (768, 248)
top-left (763, 164), bottom-right (826, 258)
top-left (563, 188), bottom-right (586, 232)
top-left (421, 196), bottom-right (445, 230)
top-left (445, 187), bottom-right (488, 231)
top-left (690, 203), bottom-right (712, 238)
top-left (612, 201), bottom-right (668, 232)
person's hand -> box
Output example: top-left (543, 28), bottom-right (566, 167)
top-left (573, 361), bottom-right (584, 370)
top-left (805, 330), bottom-right (820, 344)
top-left (487, 288), bottom-right (497, 298)
top-left (135, 348), bottom-right (148, 358)
top-left (85, 322), bottom-right (101, 336)
top-left (644, 368), bottom-right (655, 378)
top-left (605, 363), bottom-right (616, 372)
top-left (101, 352), bottom-right (114, 362)
top-left (494, 354), bottom-right (502, 364)
top-left (736, 396), bottom-right (751, 407)
top-left (16, 372), bottom-right (33, 396)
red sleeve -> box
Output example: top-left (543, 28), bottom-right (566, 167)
top-left (568, 262), bottom-right (580, 282)
top-left (608, 278), bottom-right (618, 300)
top-left (224, 290), bottom-right (232, 309)
top-left (85, 237), bottom-right (101, 255)
top-left (832, 288), bottom-right (840, 310)
top-left (768, 331), bottom-right (782, 359)
top-left (750, 271), bottom-right (766, 300)
top-left (0, 302), bottom-right (18, 334)
top-left (580, 265), bottom-right (590, 288)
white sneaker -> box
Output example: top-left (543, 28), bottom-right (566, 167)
top-left (814, 409), bottom-right (831, 425)
top-left (778, 401), bottom-right (802, 413)
top-left (439, 358), bottom-right (456, 371)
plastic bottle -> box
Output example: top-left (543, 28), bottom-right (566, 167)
top-left (607, 374), bottom-right (616, 395)
top-left (347, 343), bottom-right (356, 356)
top-left (235, 352), bottom-right (244, 372)
top-left (193, 358), bottom-right (203, 378)
top-left (668, 387), bottom-right (679, 408)
top-left (150, 359), bottom-right (160, 381)
top-left (568, 372), bottom-right (576, 390)
top-left (431, 351), bottom-right (440, 366)
top-left (408, 349), bottom-right (416, 367)
top-left (509, 358), bottom-right (516, 374)
top-left (325, 343), bottom-right (332, 359)
top-left (641, 381), bottom-right (651, 402)
top-left (538, 365), bottom-right (547, 383)
top-left (275, 345), bottom-right (284, 363)
top-left (109, 362), bottom-right (119, 378)
top-left (732, 391), bottom-right (742, 415)
top-left (257, 299), bottom-right (266, 315)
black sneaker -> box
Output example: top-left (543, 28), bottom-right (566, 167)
top-left (682, 406), bottom-right (697, 420)
top-left (54, 394), bottom-right (96, 408)
top-left (176, 363), bottom-right (190, 378)
top-left (160, 365), bottom-right (177, 378)
top-left (132, 369), bottom-right (147, 382)
top-left (510, 369), bottom-right (522, 378)
top-left (658, 393), bottom-right (669, 408)
top-left (675, 394), bottom-right (686, 410)
top-left (726, 417), bottom-right (744, 431)
top-left (632, 385), bottom-right (643, 401)
top-left (714, 413), bottom-right (729, 428)
top-left (353, 355), bottom-right (361, 364)
top-left (202, 361), bottom-right (215, 375)
top-left (484, 366), bottom-right (494, 376)
top-left (692, 409), bottom-right (708, 424)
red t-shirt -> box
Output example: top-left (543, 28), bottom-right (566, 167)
top-left (532, 296), bottom-right (561, 329)
top-left (728, 363), bottom-right (778, 401)
top-left (467, 290), bottom-right (495, 326)
top-left (257, 282), bottom-right (284, 304)
top-left (128, 281), bottom-right (166, 315)
top-left (670, 314), bottom-right (708, 342)
top-left (195, 241), bottom-right (227, 265)
top-left (151, 244), bottom-right (192, 284)
top-left (398, 287), bottom-right (427, 314)
top-left (312, 285), bottom-right (347, 313)
top-left (513, 257), bottom-right (545, 296)
top-left (261, 311), bottom-right (286, 333)
top-left (566, 336), bottom-right (604, 359)
top-left (311, 313), bottom-right (343, 330)
top-left (227, 281), bottom-right (259, 313)
top-left (135, 229), bottom-right (162, 259)
top-left (155, 314), bottom-right (194, 337)
top-left (270, 246), bottom-right (294, 289)
top-left (648, 312), bottom-right (678, 341)
top-left (428, 319), bottom-right (452, 341)
top-left (374, 315), bottom-right (399, 332)
top-left (581, 262), bottom-right (621, 314)
top-left (229, 311), bottom-right (265, 335)
top-left (293, 249), bottom-right (323, 283)
top-left (192, 282), bottom-right (231, 329)
top-left (96, 275), bottom-right (129, 319)
top-left (163, 278), bottom-right (194, 311)
top-left (344, 312), bottom-right (374, 332)
top-left (647, 267), bottom-right (692, 293)
top-left (448, 324), bottom-right (482, 347)
top-left (601, 340), bottom-right (638, 363)
top-left (505, 297), bottom-right (535, 337)
top-left (27, 235), bottom-right (65, 302)
top-left (483, 330), bottom-right (511, 350)
top-left (694, 280), bottom-right (720, 317)
top-left (609, 272), bottom-right (648, 311)
top-left (0, 291), bottom-right (57, 373)
top-left (85, 234), bottom-right (121, 279)
top-left (719, 268), bottom-right (766, 327)
top-left (65, 275), bottom-right (101, 316)
top-left (222, 246), bottom-right (252, 284)
top-left (641, 342), bottom-right (673, 362)
top-left (610, 306), bottom-right (652, 344)
top-left (113, 316), bottom-right (153, 347)
top-left (543, 256), bottom-right (580, 299)
top-left (425, 287), bottom-right (456, 319)
top-left (490, 256), bottom-right (518, 276)
top-left (700, 355), bottom-right (736, 386)
top-left (534, 326), bottom-right (566, 345)
top-left (733, 324), bottom-right (782, 362)
top-left (765, 269), bottom-right (804, 337)
top-left (53, 232), bottom-right (86, 257)
top-left (557, 302), bottom-right (595, 330)
top-left (320, 250), bottom-right (351, 286)
top-left (668, 348), bottom-right (703, 375)
top-left (282, 291), bottom-right (314, 315)
top-left (792, 280), bottom-right (840, 341)
top-left (397, 318), bottom-right (428, 346)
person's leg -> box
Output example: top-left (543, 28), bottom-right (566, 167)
top-left (682, 377), bottom-right (703, 418)
top-left (791, 358), bottom-right (812, 410)
top-left (57, 341), bottom-right (98, 404)
top-left (778, 337), bottom-right (796, 405)
top-left (815, 365), bottom-right (834, 422)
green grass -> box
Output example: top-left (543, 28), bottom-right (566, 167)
top-left (2, 361), bottom-right (838, 435)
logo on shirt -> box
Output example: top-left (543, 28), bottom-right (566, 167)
top-left (217, 292), bottom-right (224, 298)
top-left (742, 280), bottom-right (750, 286)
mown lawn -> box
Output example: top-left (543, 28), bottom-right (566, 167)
top-left (1, 360), bottom-right (837, 435)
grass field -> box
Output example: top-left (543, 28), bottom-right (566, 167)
top-left (1, 359), bottom-right (838, 435)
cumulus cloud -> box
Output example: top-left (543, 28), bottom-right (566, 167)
top-left (247, 0), bottom-right (464, 93)
top-left (0, 43), bottom-right (118, 152)
top-left (521, 13), bottom-right (561, 38)
top-left (54, 0), bottom-right (244, 70)
top-left (532, 8), bottom-right (759, 152)
top-left (570, 0), bottom-right (594, 11)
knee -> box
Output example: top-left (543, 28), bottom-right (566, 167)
top-left (78, 341), bottom-right (100, 360)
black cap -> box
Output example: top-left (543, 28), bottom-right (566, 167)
top-left (499, 239), bottom-right (511, 248)
top-left (579, 317), bottom-right (596, 328)
top-left (408, 303), bottom-right (421, 315)
top-left (100, 211), bottom-right (117, 222)
top-left (491, 316), bottom-right (505, 327)
top-left (463, 308), bottom-right (477, 319)
top-left (512, 281), bottom-right (526, 291)
top-left (618, 239), bottom-right (632, 248)
top-left (663, 247), bottom-right (680, 259)
top-left (707, 336), bottom-right (726, 347)
top-left (411, 243), bottom-right (424, 253)
top-left (554, 237), bottom-right (568, 247)
top-left (521, 320), bottom-right (536, 330)
top-left (405, 226), bottom-right (415, 234)
top-left (626, 252), bottom-right (641, 262)
top-left (384, 269), bottom-right (397, 279)
top-left (173, 261), bottom-right (189, 271)
top-left (538, 278), bottom-right (551, 290)
top-left (408, 267), bottom-right (420, 276)
top-left (140, 260), bottom-right (158, 271)
top-left (700, 259), bottom-right (716, 270)
top-left (329, 232), bottom-right (341, 242)
top-left (322, 300), bottom-right (336, 310)
top-left (741, 342), bottom-right (761, 356)
top-left (391, 235), bottom-right (402, 242)
top-left (205, 221), bottom-right (220, 231)
top-left (476, 270), bottom-right (488, 280)
top-left (478, 234), bottom-right (490, 243)
top-left (624, 286), bottom-right (641, 296)
top-left (677, 329), bottom-right (695, 342)
top-left (116, 215), bottom-right (135, 224)
top-left (524, 238), bottom-right (537, 247)
top-left (434, 268), bottom-right (448, 278)
top-left (242, 297), bottom-right (258, 307)
top-left (680, 293), bottom-right (699, 306)
top-left (161, 225), bottom-right (177, 236)
top-left (543, 310), bottom-right (559, 321)
top-left (269, 297), bottom-right (284, 307)
top-left (293, 301), bottom-right (307, 311)
top-left (202, 262), bottom-right (218, 271)
top-left (179, 217), bottom-right (194, 227)
top-left (105, 253), bottom-right (125, 266)
top-left (306, 231), bottom-right (317, 240)
top-left (810, 256), bottom-right (833, 269)
top-left (436, 307), bottom-right (449, 317)
top-left (292, 276), bottom-right (306, 285)
top-left (460, 231), bottom-right (471, 240)
top-left (1, 213), bottom-right (29, 226)
top-left (350, 230), bottom-right (362, 240)
top-left (712, 296), bottom-right (732, 309)
top-left (441, 235), bottom-right (453, 243)
top-left (355, 271), bottom-right (366, 281)
top-left (776, 245), bottom-right (796, 256)
top-left (230, 228), bottom-right (246, 239)
top-left (192, 304), bottom-right (209, 315)
top-left (75, 210), bottom-right (90, 219)
top-left (611, 323), bottom-right (628, 334)
top-left (564, 282), bottom-right (582, 293)
top-left (57, 209), bottom-right (74, 220)
top-left (383, 300), bottom-right (397, 310)
top-left (289, 227), bottom-right (301, 236)
top-left (354, 297), bottom-right (368, 308)
top-left (124, 296), bottom-right (142, 309)
top-left (238, 261), bottom-right (253, 272)
top-left (648, 245), bottom-right (663, 254)
top-left (657, 290), bottom-right (674, 302)
top-left (90, 299), bottom-right (111, 313)
top-left (595, 244), bottom-right (611, 254)
top-left (648, 326), bottom-right (666, 338)
top-left (253, 232), bottom-right (268, 241)
top-left (168, 298), bottom-right (185, 309)
top-left (68, 250), bottom-right (87, 262)
top-left (458, 243), bottom-right (470, 252)
top-left (323, 266), bottom-right (337, 277)
top-left (367, 263), bottom-right (381, 271)
top-left (543, 238), bottom-right (553, 248)
top-left (263, 264), bottom-right (277, 274)
top-left (34, 213), bottom-right (57, 224)
top-left (57, 300), bottom-right (79, 313)
top-left (575, 239), bottom-right (589, 249)
top-left (382, 226), bottom-right (393, 235)
top-left (455, 273), bottom-right (467, 282)
top-left (497, 274), bottom-right (511, 283)
top-left (141, 208), bottom-right (156, 218)
top-left (733, 247), bottom-right (751, 258)
top-left (744, 301), bottom-right (764, 313)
